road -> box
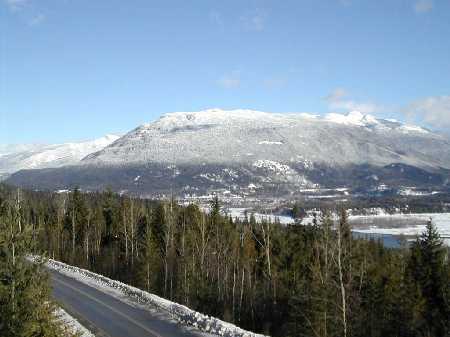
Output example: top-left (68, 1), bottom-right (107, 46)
top-left (51, 270), bottom-right (213, 337)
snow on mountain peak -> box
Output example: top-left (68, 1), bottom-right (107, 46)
top-left (79, 107), bottom-right (446, 172)
top-left (132, 109), bottom-right (433, 138)
top-left (136, 109), bottom-right (288, 134)
top-left (0, 134), bottom-right (120, 174)
top-left (324, 111), bottom-right (379, 127)
top-left (159, 108), bottom-right (274, 124)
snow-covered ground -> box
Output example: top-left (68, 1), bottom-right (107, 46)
top-left (210, 206), bottom-right (450, 246)
top-left (226, 208), bottom-right (294, 225)
top-left (302, 212), bottom-right (450, 246)
top-left (46, 259), bottom-right (268, 337)
top-left (55, 307), bottom-right (95, 337)
top-left (350, 213), bottom-right (450, 246)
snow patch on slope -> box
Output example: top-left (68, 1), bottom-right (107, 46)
top-left (398, 124), bottom-right (429, 134)
top-left (253, 160), bottom-right (292, 174)
top-left (325, 111), bottom-right (379, 127)
top-left (55, 307), bottom-right (95, 337)
top-left (258, 141), bottom-right (283, 145)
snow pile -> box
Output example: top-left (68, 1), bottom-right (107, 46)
top-left (46, 259), bottom-right (268, 337)
top-left (55, 307), bottom-right (95, 337)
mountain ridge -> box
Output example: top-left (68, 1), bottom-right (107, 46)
top-left (4, 109), bottom-right (450, 198)
top-left (82, 109), bottom-right (448, 169)
top-left (0, 134), bottom-right (120, 176)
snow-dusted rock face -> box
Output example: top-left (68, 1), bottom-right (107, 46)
top-left (83, 109), bottom-right (448, 170)
top-left (0, 135), bottom-right (120, 174)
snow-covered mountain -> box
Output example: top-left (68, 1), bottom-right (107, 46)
top-left (0, 134), bottom-right (120, 176)
top-left (5, 109), bottom-right (450, 197)
top-left (83, 109), bottom-right (447, 170)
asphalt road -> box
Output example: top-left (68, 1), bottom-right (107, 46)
top-left (51, 270), bottom-right (213, 337)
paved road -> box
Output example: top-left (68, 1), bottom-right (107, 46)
top-left (51, 270), bottom-right (212, 337)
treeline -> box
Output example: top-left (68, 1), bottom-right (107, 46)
top-left (0, 184), bottom-right (449, 337)
top-left (0, 187), bottom-right (76, 337)
top-left (288, 192), bottom-right (450, 219)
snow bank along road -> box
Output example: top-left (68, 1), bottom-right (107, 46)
top-left (51, 270), bottom-right (212, 337)
top-left (47, 259), bottom-right (266, 337)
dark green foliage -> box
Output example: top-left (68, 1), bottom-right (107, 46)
top-left (406, 221), bottom-right (450, 336)
top-left (0, 189), bottom-right (71, 337)
top-left (0, 184), bottom-right (449, 337)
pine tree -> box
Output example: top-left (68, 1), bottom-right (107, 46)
top-left (407, 220), bottom-right (450, 336)
top-left (0, 191), bottom-right (69, 337)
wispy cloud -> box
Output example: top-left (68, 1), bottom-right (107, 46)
top-left (338, 0), bottom-right (352, 6)
top-left (4, 0), bottom-right (29, 11)
top-left (3, 0), bottom-right (46, 26)
top-left (209, 10), bottom-right (224, 27)
top-left (29, 13), bottom-right (45, 26)
top-left (325, 88), bottom-right (348, 103)
top-left (218, 70), bottom-right (241, 89)
top-left (405, 95), bottom-right (450, 128)
top-left (263, 78), bottom-right (287, 89)
top-left (414, 0), bottom-right (433, 14)
top-left (325, 88), bottom-right (380, 114)
top-left (240, 9), bottom-right (267, 32)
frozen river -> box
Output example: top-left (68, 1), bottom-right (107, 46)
top-left (227, 208), bottom-right (450, 247)
top-left (349, 213), bottom-right (450, 246)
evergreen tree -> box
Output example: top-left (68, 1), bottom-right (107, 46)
top-left (407, 221), bottom-right (450, 336)
top-left (0, 192), bottom-right (69, 337)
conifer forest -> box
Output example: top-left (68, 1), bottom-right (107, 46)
top-left (0, 184), bottom-right (449, 337)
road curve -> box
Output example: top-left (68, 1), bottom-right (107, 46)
top-left (51, 270), bottom-right (213, 337)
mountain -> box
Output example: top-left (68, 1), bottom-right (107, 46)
top-left (5, 109), bottom-right (450, 198)
top-left (0, 135), bottom-right (120, 179)
top-left (83, 109), bottom-right (447, 169)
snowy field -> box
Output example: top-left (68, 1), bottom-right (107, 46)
top-left (226, 208), bottom-right (294, 225)
top-left (349, 213), bottom-right (450, 246)
top-left (227, 208), bottom-right (450, 246)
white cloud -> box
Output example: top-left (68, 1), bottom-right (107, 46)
top-left (405, 95), bottom-right (450, 128)
top-left (325, 88), bottom-right (379, 114)
top-left (414, 0), bottom-right (433, 14)
top-left (331, 101), bottom-right (379, 114)
top-left (240, 9), bottom-right (267, 32)
top-left (218, 71), bottom-right (241, 89)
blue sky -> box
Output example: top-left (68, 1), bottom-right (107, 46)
top-left (1, 0), bottom-right (450, 144)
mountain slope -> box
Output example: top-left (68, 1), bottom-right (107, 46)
top-left (83, 109), bottom-right (449, 170)
top-left (5, 109), bottom-right (450, 197)
top-left (0, 135), bottom-right (120, 176)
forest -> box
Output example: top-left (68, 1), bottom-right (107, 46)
top-left (0, 183), bottom-right (449, 337)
